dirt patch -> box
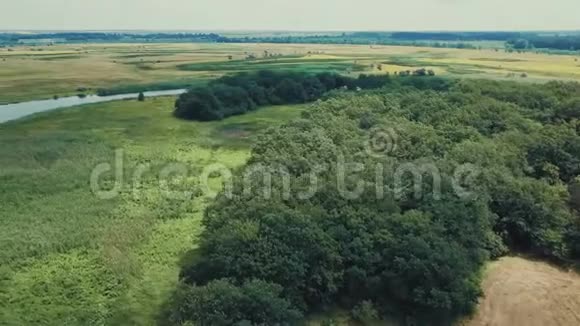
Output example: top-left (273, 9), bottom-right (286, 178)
top-left (463, 256), bottom-right (580, 326)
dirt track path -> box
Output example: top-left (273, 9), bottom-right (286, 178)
top-left (464, 256), bottom-right (580, 326)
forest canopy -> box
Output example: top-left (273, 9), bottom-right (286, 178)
top-left (171, 77), bottom-right (580, 325)
top-left (173, 70), bottom-right (443, 121)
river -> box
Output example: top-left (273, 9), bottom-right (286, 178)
top-left (0, 89), bottom-right (187, 124)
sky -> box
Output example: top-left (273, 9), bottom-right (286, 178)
top-left (1, 0), bottom-right (579, 31)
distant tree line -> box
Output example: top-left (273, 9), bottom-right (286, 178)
top-left (5, 31), bottom-right (580, 52)
top-left (507, 35), bottom-right (580, 51)
top-left (391, 31), bottom-right (523, 41)
top-left (0, 31), bottom-right (482, 49)
top-left (0, 32), bottom-right (223, 44)
top-left (173, 70), bottom-right (447, 121)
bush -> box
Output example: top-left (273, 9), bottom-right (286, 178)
top-left (171, 279), bottom-right (302, 325)
top-left (351, 301), bottom-right (379, 324)
top-left (174, 88), bottom-right (223, 121)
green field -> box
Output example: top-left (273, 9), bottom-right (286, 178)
top-left (1, 42), bottom-right (579, 104)
top-left (0, 97), bottom-right (304, 325)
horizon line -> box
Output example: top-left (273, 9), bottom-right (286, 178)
top-left (2, 28), bottom-right (580, 33)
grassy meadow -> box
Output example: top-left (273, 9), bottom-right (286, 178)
top-left (0, 96), bottom-right (304, 325)
top-left (1, 42), bottom-right (580, 103)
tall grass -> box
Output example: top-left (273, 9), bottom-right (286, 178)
top-left (0, 96), bottom-right (303, 325)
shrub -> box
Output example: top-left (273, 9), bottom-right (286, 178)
top-left (170, 279), bottom-right (302, 325)
top-left (351, 300), bottom-right (379, 324)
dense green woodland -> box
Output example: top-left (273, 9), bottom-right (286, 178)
top-left (174, 71), bottom-right (442, 121)
top-left (169, 75), bottom-right (580, 325)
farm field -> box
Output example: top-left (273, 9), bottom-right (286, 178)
top-left (0, 96), bottom-right (304, 325)
top-left (308, 257), bottom-right (580, 326)
top-left (1, 42), bottom-right (580, 104)
top-left (464, 257), bottom-right (580, 326)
